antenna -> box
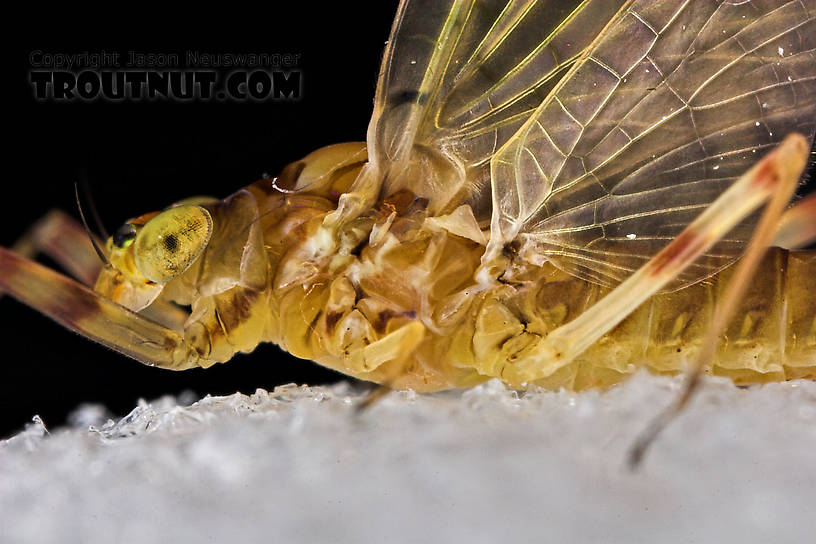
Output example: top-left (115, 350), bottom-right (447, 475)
top-left (74, 182), bottom-right (111, 267)
top-left (79, 171), bottom-right (110, 239)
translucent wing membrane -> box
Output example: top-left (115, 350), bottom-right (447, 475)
top-left (370, 0), bottom-right (626, 222)
top-left (489, 0), bottom-right (816, 288)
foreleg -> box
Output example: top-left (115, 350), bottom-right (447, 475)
top-left (2, 209), bottom-right (188, 331)
top-left (0, 248), bottom-right (200, 370)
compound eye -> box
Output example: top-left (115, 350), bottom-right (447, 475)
top-left (134, 205), bottom-right (213, 283)
top-left (113, 223), bottom-right (137, 248)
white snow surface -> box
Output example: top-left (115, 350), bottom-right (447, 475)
top-left (2, 371), bottom-right (816, 544)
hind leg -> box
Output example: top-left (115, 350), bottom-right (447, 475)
top-left (772, 192), bottom-right (816, 249)
top-left (486, 134), bottom-right (810, 388)
top-left (628, 137), bottom-right (810, 467)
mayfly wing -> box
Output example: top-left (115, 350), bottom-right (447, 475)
top-left (368, 0), bottom-right (626, 222)
top-left (488, 0), bottom-right (816, 289)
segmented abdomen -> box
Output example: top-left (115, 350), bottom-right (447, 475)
top-left (535, 249), bottom-right (816, 390)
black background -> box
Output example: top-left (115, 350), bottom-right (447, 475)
top-left (4, 5), bottom-right (815, 437)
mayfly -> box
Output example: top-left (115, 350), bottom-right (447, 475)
top-left (3, 0), bottom-right (815, 441)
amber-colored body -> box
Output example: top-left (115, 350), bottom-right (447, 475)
top-left (154, 143), bottom-right (814, 392)
top-left (2, 3), bottom-right (813, 468)
top-left (0, 138), bottom-right (813, 394)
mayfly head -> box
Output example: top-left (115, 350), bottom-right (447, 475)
top-left (95, 205), bottom-right (213, 311)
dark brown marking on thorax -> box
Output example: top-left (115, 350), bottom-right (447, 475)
top-left (502, 240), bottom-right (521, 260)
top-left (325, 311), bottom-right (343, 333)
top-left (373, 309), bottom-right (416, 334)
top-left (373, 309), bottom-right (399, 334)
top-left (217, 288), bottom-right (261, 331)
top-left (235, 289), bottom-right (259, 322)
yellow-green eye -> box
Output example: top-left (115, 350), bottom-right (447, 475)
top-left (133, 205), bottom-right (213, 283)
